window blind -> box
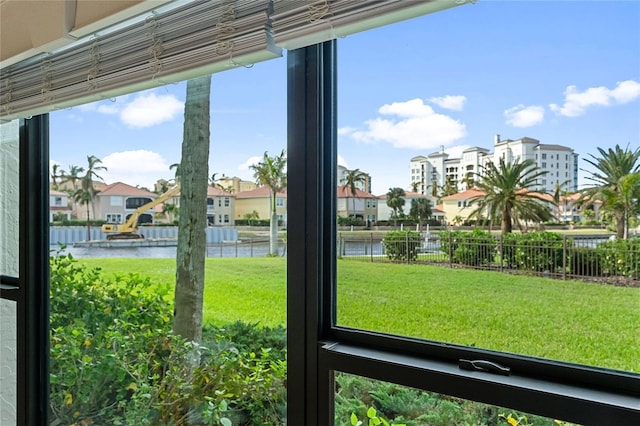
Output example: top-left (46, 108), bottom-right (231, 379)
top-left (0, 0), bottom-right (471, 120)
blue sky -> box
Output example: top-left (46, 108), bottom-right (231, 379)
top-left (50, 0), bottom-right (640, 195)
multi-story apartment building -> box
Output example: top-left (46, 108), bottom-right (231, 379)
top-left (410, 135), bottom-right (578, 195)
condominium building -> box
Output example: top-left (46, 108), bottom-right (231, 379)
top-left (410, 135), bottom-right (578, 195)
top-left (337, 165), bottom-right (372, 193)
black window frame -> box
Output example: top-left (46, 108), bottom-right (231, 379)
top-left (286, 40), bottom-right (639, 425)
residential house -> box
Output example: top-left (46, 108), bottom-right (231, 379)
top-left (217, 175), bottom-right (257, 194)
top-left (206, 186), bottom-right (235, 225)
top-left (377, 191), bottom-right (437, 222)
top-left (235, 186), bottom-right (287, 225)
top-left (49, 190), bottom-right (71, 222)
top-left (337, 186), bottom-right (377, 222)
top-left (440, 189), bottom-right (486, 224)
top-left (94, 182), bottom-right (157, 225)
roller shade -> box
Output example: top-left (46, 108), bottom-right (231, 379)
top-left (0, 0), bottom-right (472, 120)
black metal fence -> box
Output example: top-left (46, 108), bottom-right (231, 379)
top-left (337, 232), bottom-right (640, 286)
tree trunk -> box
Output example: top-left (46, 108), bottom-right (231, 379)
top-left (616, 211), bottom-right (625, 239)
top-left (501, 209), bottom-right (511, 235)
top-left (270, 210), bottom-right (278, 256)
top-left (173, 75), bottom-right (211, 343)
top-left (86, 204), bottom-right (91, 241)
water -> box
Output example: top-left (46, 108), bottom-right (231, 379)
top-left (51, 241), bottom-right (287, 259)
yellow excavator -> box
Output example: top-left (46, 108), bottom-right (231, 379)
top-left (101, 184), bottom-right (180, 240)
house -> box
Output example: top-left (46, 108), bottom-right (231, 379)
top-left (217, 175), bottom-right (257, 194)
top-left (377, 191), bottom-right (437, 222)
top-left (235, 186), bottom-right (287, 225)
top-left (49, 190), bottom-right (71, 222)
top-left (337, 186), bottom-right (377, 222)
top-left (440, 188), bottom-right (486, 224)
top-left (94, 182), bottom-right (158, 225)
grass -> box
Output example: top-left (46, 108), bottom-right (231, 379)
top-left (75, 257), bottom-right (640, 373)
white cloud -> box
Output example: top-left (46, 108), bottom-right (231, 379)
top-left (504, 104), bottom-right (545, 127)
top-left (337, 154), bottom-right (349, 168)
top-left (348, 98), bottom-right (466, 149)
top-left (444, 145), bottom-right (472, 159)
top-left (120, 93), bottom-right (184, 128)
top-left (338, 126), bottom-right (356, 135)
top-left (428, 95), bottom-right (467, 111)
top-left (550, 80), bottom-right (640, 117)
top-left (97, 104), bottom-right (119, 115)
top-left (101, 150), bottom-right (172, 189)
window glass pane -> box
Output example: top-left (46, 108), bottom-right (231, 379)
top-left (0, 299), bottom-right (17, 425)
top-left (50, 59), bottom-right (287, 423)
top-left (0, 119), bottom-right (20, 277)
top-left (336, 2), bottom-right (640, 373)
top-left (334, 373), bottom-right (580, 426)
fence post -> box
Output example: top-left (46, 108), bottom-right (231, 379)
top-left (499, 235), bottom-right (503, 273)
top-left (562, 235), bottom-right (567, 281)
top-left (406, 232), bottom-right (410, 264)
top-left (448, 232), bottom-right (453, 268)
top-left (370, 232), bottom-right (374, 263)
top-left (235, 240), bottom-right (238, 258)
top-left (250, 238), bottom-right (253, 257)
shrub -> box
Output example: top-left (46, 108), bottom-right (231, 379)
top-left (382, 230), bottom-right (422, 261)
top-left (597, 237), bottom-right (640, 278)
top-left (339, 216), bottom-right (365, 226)
top-left (440, 229), bottom-right (496, 266)
top-left (501, 232), bottom-right (566, 273)
top-left (49, 248), bottom-right (287, 425)
top-left (568, 247), bottom-right (603, 277)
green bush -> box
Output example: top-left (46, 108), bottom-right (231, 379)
top-left (568, 247), bottom-right (603, 277)
top-left (382, 230), bottom-right (421, 261)
top-left (49, 248), bottom-right (286, 425)
top-left (439, 229), bottom-right (496, 266)
top-left (511, 232), bottom-right (566, 272)
top-left (597, 237), bottom-right (640, 278)
top-left (339, 216), bottom-right (365, 226)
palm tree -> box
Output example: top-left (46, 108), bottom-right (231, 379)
top-left (62, 164), bottom-right (85, 192)
top-left (468, 158), bottom-right (552, 235)
top-left (410, 181), bottom-right (420, 193)
top-left (552, 179), bottom-right (572, 223)
top-left (173, 74), bottom-right (211, 343)
top-left (386, 187), bottom-right (406, 226)
top-left (82, 155), bottom-right (107, 222)
top-left (169, 162), bottom-right (181, 182)
top-left (409, 197), bottom-right (432, 229)
top-left (581, 144), bottom-right (640, 239)
top-left (51, 164), bottom-right (65, 189)
top-left (250, 149), bottom-right (287, 256)
top-left (342, 168), bottom-right (367, 217)
top-left (72, 187), bottom-right (93, 240)
top-left (439, 177), bottom-right (458, 198)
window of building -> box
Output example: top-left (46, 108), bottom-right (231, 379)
top-left (54, 197), bottom-right (62, 206)
top-left (105, 213), bottom-right (123, 223)
top-left (276, 197), bottom-right (284, 207)
top-left (207, 198), bottom-right (214, 206)
top-left (125, 197), bottom-right (152, 209)
top-left (224, 214), bottom-right (229, 224)
top-left (542, 162), bottom-right (547, 168)
top-left (224, 197), bottom-right (230, 207)
top-left (110, 196), bottom-right (123, 206)
top-left (542, 153), bottom-right (547, 159)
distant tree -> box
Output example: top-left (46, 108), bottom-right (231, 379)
top-left (162, 202), bottom-right (179, 224)
top-left (342, 168), bottom-right (367, 217)
top-left (173, 75), bottom-right (211, 343)
top-left (410, 181), bottom-right (420, 193)
top-left (468, 158), bottom-right (551, 235)
top-left (439, 177), bottom-right (458, 198)
top-left (82, 155), bottom-right (107, 222)
top-left (169, 162), bottom-right (181, 182)
top-left (581, 144), bottom-right (640, 239)
top-left (386, 187), bottom-right (406, 226)
top-left (51, 163), bottom-right (65, 190)
top-left (409, 197), bottom-right (432, 229)
top-left (552, 179), bottom-right (572, 222)
top-left (62, 164), bottom-right (85, 192)
top-left (250, 149), bottom-right (287, 256)
top-left (243, 210), bottom-right (260, 225)
top-left (72, 187), bottom-right (93, 241)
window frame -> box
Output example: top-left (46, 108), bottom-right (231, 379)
top-left (286, 41), bottom-right (639, 425)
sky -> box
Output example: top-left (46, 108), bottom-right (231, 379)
top-left (50, 0), bottom-right (640, 195)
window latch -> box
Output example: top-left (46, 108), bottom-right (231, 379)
top-left (459, 359), bottom-right (511, 376)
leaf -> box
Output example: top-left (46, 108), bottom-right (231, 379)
top-left (351, 413), bottom-right (358, 426)
top-left (220, 418), bottom-right (232, 426)
top-left (367, 407), bottom-right (377, 419)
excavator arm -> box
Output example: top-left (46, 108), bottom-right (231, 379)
top-left (101, 184), bottom-right (180, 239)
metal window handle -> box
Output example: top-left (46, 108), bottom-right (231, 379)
top-left (459, 359), bottom-right (511, 376)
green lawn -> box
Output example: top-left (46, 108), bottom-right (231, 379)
top-left (76, 257), bottom-right (640, 373)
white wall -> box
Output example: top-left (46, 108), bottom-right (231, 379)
top-left (0, 119), bottom-right (19, 425)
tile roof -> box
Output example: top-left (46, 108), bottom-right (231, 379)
top-left (98, 182), bottom-right (157, 197)
top-left (441, 189), bottom-right (486, 200)
top-left (235, 186), bottom-right (287, 199)
top-left (336, 186), bottom-right (375, 198)
top-left (207, 186), bottom-right (234, 197)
